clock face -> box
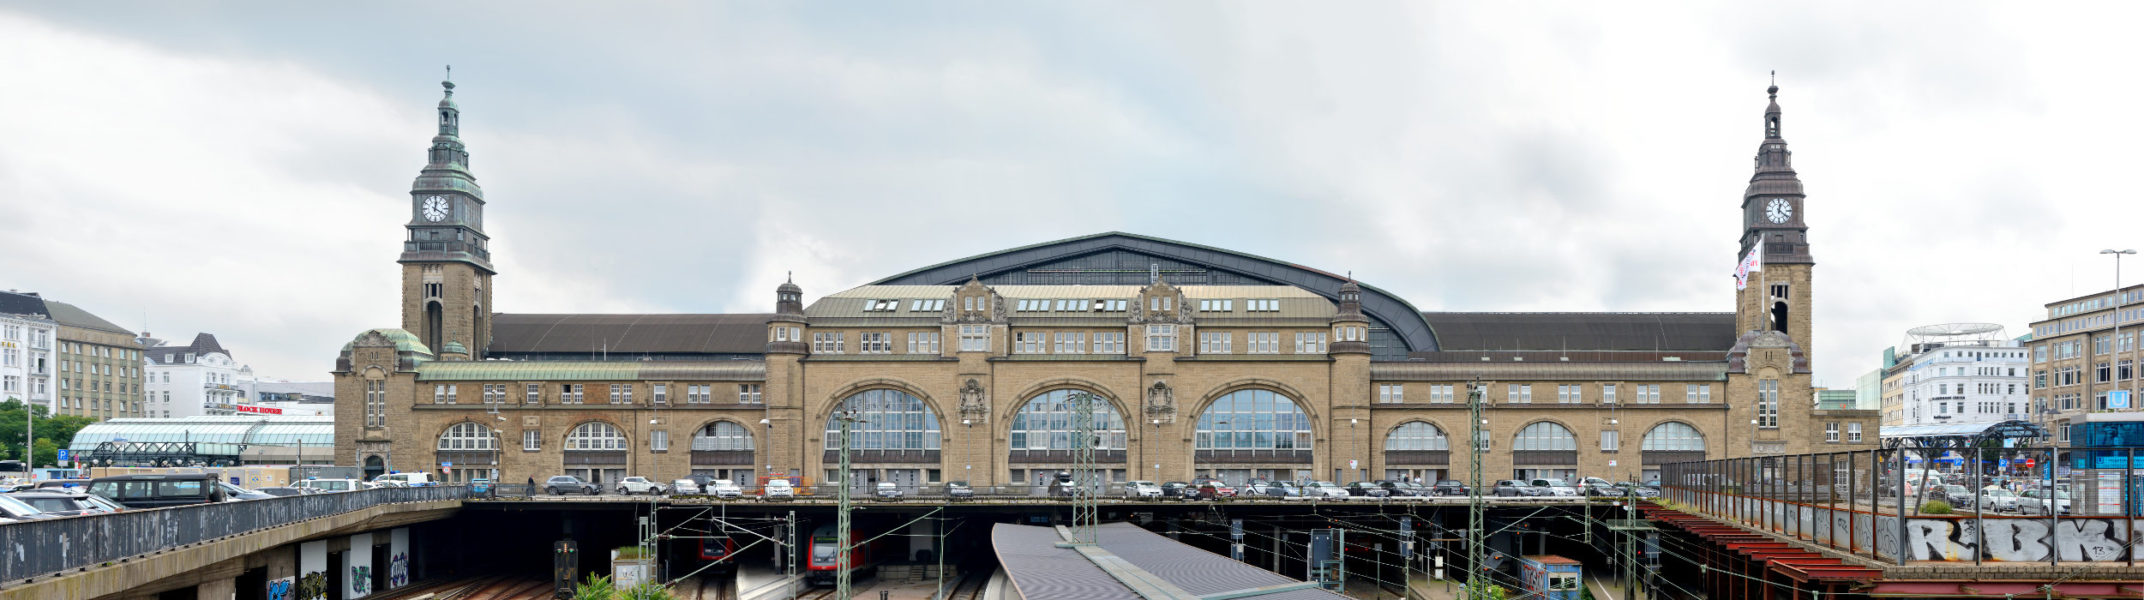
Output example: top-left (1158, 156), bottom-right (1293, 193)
top-left (1765, 198), bottom-right (1792, 223)
top-left (422, 196), bottom-right (450, 222)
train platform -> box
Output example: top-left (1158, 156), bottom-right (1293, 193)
top-left (992, 522), bottom-right (1346, 600)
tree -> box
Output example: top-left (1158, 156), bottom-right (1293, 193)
top-left (0, 399), bottom-right (100, 467)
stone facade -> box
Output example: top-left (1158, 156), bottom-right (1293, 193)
top-left (332, 82), bottom-right (1879, 488)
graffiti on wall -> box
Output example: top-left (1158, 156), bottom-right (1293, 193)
top-left (389, 553), bottom-right (409, 588)
top-left (1900, 518), bottom-right (2139, 562)
top-left (267, 577), bottom-right (294, 600)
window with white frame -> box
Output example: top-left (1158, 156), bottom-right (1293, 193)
top-left (1825, 422), bottom-right (1839, 442)
top-left (651, 384), bottom-right (668, 405)
top-left (1430, 384), bottom-right (1455, 403)
top-left (1600, 430), bottom-right (1619, 451)
top-left (1848, 422), bottom-right (1862, 442)
top-left (1334, 325), bottom-right (1364, 342)
top-left (1055, 331), bottom-right (1087, 354)
top-left (1757, 379), bottom-right (1779, 428)
top-left (651, 430), bottom-right (670, 451)
top-left (610, 384), bottom-right (634, 404)
top-left (813, 332), bottom-right (845, 354)
top-left (1294, 332), bottom-right (1327, 353)
top-left (523, 430), bottom-right (541, 451)
top-left (561, 384), bottom-right (584, 404)
top-left (739, 384), bottom-right (762, 403)
top-left (1507, 384), bottom-right (1532, 403)
top-left (1379, 384), bottom-right (1404, 404)
top-left (859, 332), bottom-right (892, 354)
top-left (433, 384), bottom-right (456, 404)
top-left (1094, 331), bottom-right (1125, 354)
top-left (483, 384), bottom-right (506, 404)
top-left (687, 384), bottom-right (711, 404)
top-left (1384, 421), bottom-right (1448, 451)
top-left (1246, 299), bottom-right (1280, 312)
top-left (910, 299), bottom-right (945, 312)
top-left (1636, 384), bottom-right (1661, 404)
top-left (772, 326), bottom-right (801, 342)
top-left (524, 383), bottom-right (540, 404)
top-left (1199, 299), bottom-right (1233, 312)
top-left (1199, 331), bottom-right (1232, 354)
top-left (1145, 325), bottom-right (1177, 352)
top-left (1513, 422), bottom-right (1576, 450)
top-left (959, 325), bottom-right (990, 352)
top-left (565, 422), bottom-right (627, 450)
top-left (1557, 385), bottom-right (1580, 404)
top-left (908, 331), bottom-right (941, 354)
top-left (437, 422), bottom-right (497, 450)
top-left (1247, 332), bottom-right (1279, 354)
top-left (1602, 384), bottom-right (1617, 404)
top-left (1689, 384), bottom-right (1711, 404)
top-left (1014, 332), bottom-right (1046, 354)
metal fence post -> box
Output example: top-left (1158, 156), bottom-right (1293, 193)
top-left (1894, 448), bottom-right (1907, 566)
top-left (1972, 446), bottom-right (1983, 566)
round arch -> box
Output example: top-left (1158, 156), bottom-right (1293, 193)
top-left (1187, 378), bottom-right (1321, 425)
top-left (820, 388), bottom-right (943, 452)
top-left (1511, 420), bottom-right (1578, 451)
top-left (1382, 421), bottom-right (1450, 451)
top-left (815, 377), bottom-right (943, 428)
top-left (563, 420), bottom-right (630, 450)
top-left (435, 421), bottom-right (499, 451)
top-left (1640, 421), bottom-right (1706, 451)
top-left (690, 419), bottom-right (758, 451)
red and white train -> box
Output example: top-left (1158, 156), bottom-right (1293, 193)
top-left (806, 523), bottom-right (891, 585)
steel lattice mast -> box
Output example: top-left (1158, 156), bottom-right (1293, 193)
top-left (835, 412), bottom-right (857, 600)
top-left (1071, 391), bottom-right (1099, 545)
top-left (1466, 380), bottom-right (1492, 600)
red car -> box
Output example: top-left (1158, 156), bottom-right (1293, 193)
top-left (1193, 478), bottom-right (1236, 499)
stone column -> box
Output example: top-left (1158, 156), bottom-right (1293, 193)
top-left (196, 576), bottom-right (236, 600)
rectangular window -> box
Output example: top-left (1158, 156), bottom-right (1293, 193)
top-left (739, 384), bottom-right (762, 404)
top-left (1146, 324), bottom-right (1177, 352)
top-left (1054, 331), bottom-right (1087, 354)
top-left (364, 380), bottom-right (385, 427)
top-left (813, 332), bottom-right (845, 354)
top-left (1758, 379), bottom-right (1779, 428)
top-left (1431, 384), bottom-right (1455, 403)
top-left (1094, 332), bottom-right (1125, 354)
top-left (1246, 299), bottom-right (1280, 312)
top-left (651, 430), bottom-right (669, 452)
top-left (1557, 384), bottom-right (1580, 404)
top-left (1246, 332), bottom-right (1280, 354)
top-left (959, 325), bottom-right (990, 352)
top-left (1507, 384), bottom-right (1531, 403)
top-left (859, 332), bottom-right (891, 354)
top-left (1638, 385), bottom-right (1662, 404)
top-left (1848, 422), bottom-right (1862, 443)
top-left (1199, 299), bottom-right (1233, 312)
top-left (651, 384), bottom-right (668, 405)
top-left (485, 384), bottom-right (507, 404)
top-left (2060, 422), bottom-right (2071, 443)
top-left (1825, 422), bottom-right (1840, 442)
top-left (523, 430), bottom-right (541, 451)
top-left (1014, 332), bottom-right (1046, 354)
top-left (1199, 331), bottom-right (1231, 354)
top-left (1379, 384), bottom-right (1404, 404)
top-left (1600, 430), bottom-right (1619, 451)
top-left (1690, 384), bottom-right (1712, 404)
top-left (1294, 332), bottom-right (1328, 353)
top-left (561, 384), bottom-right (584, 405)
top-left (907, 331), bottom-right (941, 354)
top-left (1602, 384), bottom-right (1617, 404)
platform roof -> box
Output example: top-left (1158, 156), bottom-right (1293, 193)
top-left (993, 522), bottom-right (1345, 600)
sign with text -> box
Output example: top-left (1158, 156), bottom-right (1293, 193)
top-left (236, 405), bottom-right (284, 415)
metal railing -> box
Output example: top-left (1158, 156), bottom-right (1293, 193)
top-left (1660, 446), bottom-right (2144, 566)
top-left (0, 485), bottom-right (467, 583)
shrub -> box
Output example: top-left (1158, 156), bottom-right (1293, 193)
top-left (1919, 500), bottom-right (1953, 514)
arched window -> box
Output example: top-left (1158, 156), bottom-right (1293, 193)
top-left (565, 422), bottom-right (627, 451)
top-left (1010, 389), bottom-right (1126, 450)
top-left (1641, 422), bottom-right (1706, 451)
top-left (693, 422), bottom-right (755, 451)
top-left (1513, 422), bottom-right (1577, 451)
top-left (1195, 389), bottom-right (1312, 450)
top-left (436, 422), bottom-right (495, 451)
top-left (1384, 421), bottom-right (1448, 451)
top-left (823, 389), bottom-right (941, 450)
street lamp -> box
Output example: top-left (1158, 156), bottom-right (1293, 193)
top-left (2104, 249), bottom-right (2136, 413)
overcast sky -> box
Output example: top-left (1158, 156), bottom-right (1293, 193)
top-left (3, 2), bottom-right (2139, 389)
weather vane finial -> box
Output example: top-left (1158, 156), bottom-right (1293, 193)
top-left (442, 65), bottom-right (455, 95)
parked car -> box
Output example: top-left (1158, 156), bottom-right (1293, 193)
top-left (1193, 479), bottom-right (1237, 499)
top-left (219, 481), bottom-right (276, 501)
top-left (1582, 483), bottom-right (1624, 497)
top-left (763, 479), bottom-right (796, 500)
top-left (9, 491), bottom-right (108, 516)
top-left (1612, 482), bottom-right (1661, 498)
top-left (1579, 477), bottom-right (1614, 488)
top-left (1494, 480), bottom-right (1535, 497)
top-left (1346, 482), bottom-right (1390, 498)
top-left (293, 478), bottom-right (367, 493)
top-left (372, 473), bottom-right (436, 487)
top-left (0, 495), bottom-right (57, 521)
top-left (947, 481), bottom-right (975, 499)
top-left (615, 476), bottom-right (667, 495)
top-left (2020, 489), bottom-right (2071, 515)
top-left (874, 481), bottom-right (904, 500)
top-left (1242, 478), bottom-right (1273, 496)
top-left (1124, 480), bottom-right (1162, 498)
top-left (544, 475), bottom-right (600, 495)
top-left (470, 478), bottom-right (494, 497)
top-left (1159, 481), bottom-right (1193, 498)
top-left (1264, 481), bottom-right (1304, 498)
top-left (254, 486), bottom-right (309, 498)
top-left (671, 479), bottom-right (703, 495)
top-left (88, 474), bottom-right (232, 508)
top-left (1929, 484), bottom-right (1973, 507)
top-left (1530, 479), bottom-right (1579, 497)
top-left (1975, 487), bottom-right (2019, 512)
top-left (707, 479), bottom-right (742, 499)
top-left (1431, 480), bottom-right (1470, 496)
top-left (1302, 481), bottom-right (1351, 499)
top-left (1374, 480), bottom-right (1420, 497)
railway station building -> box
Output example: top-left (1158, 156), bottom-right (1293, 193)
top-left (333, 80), bottom-right (1879, 489)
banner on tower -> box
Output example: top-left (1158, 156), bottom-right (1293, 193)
top-left (1735, 239), bottom-right (1765, 290)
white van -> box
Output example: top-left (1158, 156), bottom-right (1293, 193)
top-left (372, 473), bottom-right (436, 487)
top-left (295, 478), bottom-right (367, 493)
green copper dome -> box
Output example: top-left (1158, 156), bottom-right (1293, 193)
top-left (441, 341), bottom-right (468, 355)
top-left (341, 328), bottom-right (434, 356)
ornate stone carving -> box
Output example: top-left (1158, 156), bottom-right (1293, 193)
top-left (1145, 380), bottom-right (1175, 422)
top-left (959, 378), bottom-right (990, 422)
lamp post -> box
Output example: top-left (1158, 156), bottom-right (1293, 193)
top-left (2104, 249), bottom-right (2136, 413)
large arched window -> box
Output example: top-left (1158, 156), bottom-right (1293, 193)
top-left (1641, 422), bottom-right (1705, 451)
top-left (1513, 422), bottom-right (1577, 451)
top-left (823, 389), bottom-right (941, 450)
top-left (1384, 421), bottom-right (1448, 451)
top-left (436, 422), bottom-right (496, 450)
top-left (1010, 389), bottom-right (1126, 450)
top-left (566, 422), bottom-right (627, 451)
top-left (1195, 389), bottom-right (1312, 450)
top-left (693, 422), bottom-right (755, 451)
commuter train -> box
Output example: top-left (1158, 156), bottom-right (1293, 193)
top-left (698, 536), bottom-right (739, 568)
top-left (806, 523), bottom-right (890, 585)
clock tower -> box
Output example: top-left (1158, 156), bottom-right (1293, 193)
top-left (398, 73), bottom-right (494, 360)
top-left (1735, 82), bottom-right (1813, 364)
